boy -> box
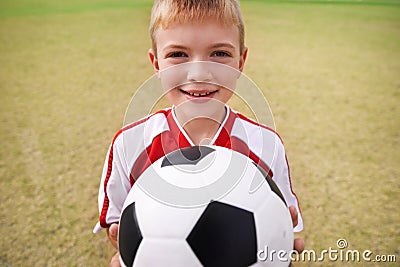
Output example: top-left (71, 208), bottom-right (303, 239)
top-left (94, 0), bottom-right (304, 265)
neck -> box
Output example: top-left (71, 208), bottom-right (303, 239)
top-left (174, 105), bottom-right (227, 146)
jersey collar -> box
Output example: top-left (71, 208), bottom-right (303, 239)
top-left (170, 105), bottom-right (235, 146)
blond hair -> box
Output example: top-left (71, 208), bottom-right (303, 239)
top-left (150, 0), bottom-right (245, 57)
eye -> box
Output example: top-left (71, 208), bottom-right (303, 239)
top-left (167, 51), bottom-right (187, 58)
top-left (211, 51), bottom-right (231, 57)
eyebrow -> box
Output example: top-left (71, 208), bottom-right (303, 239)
top-left (208, 43), bottom-right (236, 50)
top-left (162, 44), bottom-right (188, 51)
top-left (163, 43), bottom-right (236, 51)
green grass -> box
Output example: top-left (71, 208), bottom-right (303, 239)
top-left (1, 0), bottom-right (399, 266)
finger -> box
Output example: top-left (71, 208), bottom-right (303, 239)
top-left (289, 206), bottom-right (298, 227)
top-left (109, 224), bottom-right (119, 241)
top-left (107, 223), bottom-right (119, 249)
top-left (294, 238), bottom-right (305, 254)
top-left (110, 252), bottom-right (121, 267)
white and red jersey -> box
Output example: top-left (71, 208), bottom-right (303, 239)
top-left (93, 106), bottom-right (303, 233)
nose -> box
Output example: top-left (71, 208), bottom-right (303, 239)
top-left (186, 61), bottom-right (212, 82)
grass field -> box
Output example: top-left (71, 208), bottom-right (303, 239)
top-left (1, 0), bottom-right (399, 266)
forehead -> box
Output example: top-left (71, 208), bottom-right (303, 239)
top-left (155, 18), bottom-right (240, 50)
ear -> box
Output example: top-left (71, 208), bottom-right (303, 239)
top-left (238, 46), bottom-right (248, 72)
top-left (148, 48), bottom-right (160, 73)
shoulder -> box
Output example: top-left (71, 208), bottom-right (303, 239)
top-left (228, 110), bottom-right (287, 164)
top-left (230, 110), bottom-right (285, 145)
top-left (112, 108), bottom-right (172, 148)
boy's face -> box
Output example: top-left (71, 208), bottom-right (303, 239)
top-left (149, 17), bottom-right (248, 108)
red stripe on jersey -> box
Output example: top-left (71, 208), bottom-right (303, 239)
top-left (165, 109), bottom-right (192, 148)
top-left (130, 110), bottom-right (191, 185)
top-left (230, 136), bottom-right (273, 179)
top-left (99, 110), bottom-right (169, 228)
top-left (129, 132), bottom-right (191, 185)
top-left (214, 108), bottom-right (236, 148)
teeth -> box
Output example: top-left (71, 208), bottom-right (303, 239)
top-left (188, 91), bottom-right (213, 97)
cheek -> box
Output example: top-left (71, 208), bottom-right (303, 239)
top-left (165, 88), bottom-right (184, 105)
top-left (159, 64), bottom-right (188, 93)
top-left (220, 88), bottom-right (234, 103)
top-left (210, 63), bottom-right (240, 93)
top-left (157, 59), bottom-right (169, 70)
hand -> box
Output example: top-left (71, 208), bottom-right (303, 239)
top-left (107, 223), bottom-right (119, 249)
top-left (107, 224), bottom-right (120, 267)
top-left (110, 252), bottom-right (120, 267)
top-left (289, 206), bottom-right (305, 253)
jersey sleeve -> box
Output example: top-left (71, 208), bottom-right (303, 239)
top-left (93, 133), bottom-right (131, 233)
top-left (272, 137), bottom-right (303, 232)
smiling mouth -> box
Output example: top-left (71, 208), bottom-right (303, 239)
top-left (180, 89), bottom-right (218, 97)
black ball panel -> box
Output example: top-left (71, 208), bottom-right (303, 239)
top-left (119, 202), bottom-right (143, 267)
top-left (161, 146), bottom-right (215, 167)
top-left (253, 162), bottom-right (287, 206)
top-left (187, 201), bottom-right (257, 267)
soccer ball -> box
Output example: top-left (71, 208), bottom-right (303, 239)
top-left (118, 146), bottom-right (293, 267)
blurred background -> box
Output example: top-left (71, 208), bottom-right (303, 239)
top-left (0, 0), bottom-right (399, 266)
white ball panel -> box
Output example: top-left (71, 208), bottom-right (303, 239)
top-left (133, 238), bottom-right (202, 267)
top-left (218, 160), bottom-right (272, 213)
top-left (127, 184), bottom-right (206, 239)
top-left (253, 194), bottom-right (293, 266)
